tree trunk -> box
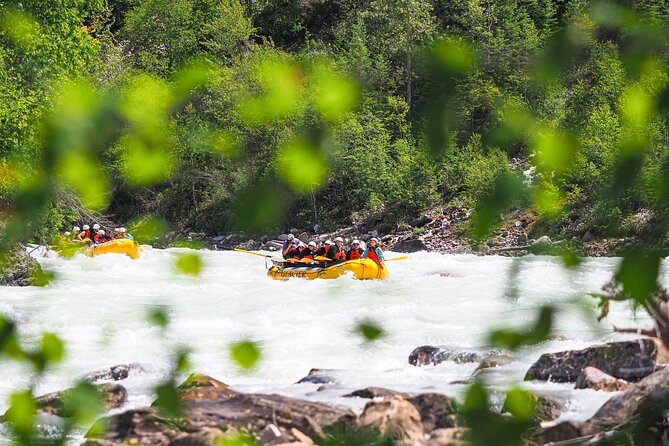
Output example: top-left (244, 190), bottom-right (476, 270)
top-left (406, 51), bottom-right (412, 118)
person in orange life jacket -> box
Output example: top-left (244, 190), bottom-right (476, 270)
top-left (361, 237), bottom-right (385, 267)
top-left (300, 241), bottom-right (317, 260)
top-left (327, 237), bottom-right (347, 261)
top-left (282, 234), bottom-right (299, 259)
top-left (93, 230), bottom-right (111, 244)
top-left (77, 224), bottom-right (93, 241)
top-left (347, 240), bottom-right (364, 260)
top-left (285, 240), bottom-right (302, 260)
top-left (314, 240), bottom-right (333, 258)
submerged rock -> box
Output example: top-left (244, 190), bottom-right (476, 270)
top-left (177, 372), bottom-right (229, 390)
top-left (296, 368), bottom-right (338, 385)
top-left (409, 346), bottom-right (485, 367)
top-left (34, 383), bottom-right (127, 417)
top-left (343, 387), bottom-right (406, 399)
top-left (524, 339), bottom-right (667, 382)
top-left (574, 366), bottom-right (630, 392)
top-left (84, 364), bottom-right (144, 382)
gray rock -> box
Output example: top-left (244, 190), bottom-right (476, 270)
top-left (530, 235), bottom-right (552, 246)
top-left (411, 215), bottom-right (432, 228)
top-left (84, 364), bottom-right (144, 382)
top-left (358, 397), bottom-right (425, 444)
top-left (574, 366), bottom-right (630, 392)
top-left (343, 387), bottom-right (406, 399)
top-left (1, 245), bottom-right (43, 286)
top-left (277, 234), bottom-right (290, 241)
top-left (409, 346), bottom-right (485, 367)
top-left (393, 239), bottom-right (428, 253)
top-left (296, 368), bottom-right (338, 385)
top-left (524, 339), bottom-right (666, 383)
top-left (582, 231), bottom-right (595, 242)
top-left (33, 383), bottom-right (127, 417)
top-left (407, 393), bottom-right (458, 432)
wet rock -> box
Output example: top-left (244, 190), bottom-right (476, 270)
top-left (177, 373), bottom-right (229, 390)
top-left (91, 392), bottom-right (355, 445)
top-left (574, 366), bottom-right (630, 392)
top-left (411, 216), bottom-right (432, 228)
top-left (582, 231), bottom-right (595, 242)
top-left (427, 428), bottom-right (468, 446)
top-left (84, 364), bottom-right (144, 382)
top-left (474, 355), bottom-right (514, 372)
top-left (392, 239), bottom-right (428, 253)
top-left (409, 346), bottom-right (484, 367)
top-left (530, 235), bottom-right (552, 246)
top-left (277, 234), bottom-right (290, 241)
top-left (296, 368), bottom-right (338, 385)
top-left (358, 397), bottom-right (425, 444)
top-left (0, 245), bottom-right (42, 286)
top-left (530, 420), bottom-right (586, 445)
top-left (524, 339), bottom-right (666, 382)
top-left (588, 367), bottom-right (669, 427)
top-left (35, 383), bottom-right (127, 417)
top-left (168, 427), bottom-right (226, 446)
top-left (407, 393), bottom-right (458, 432)
top-left (343, 387), bottom-right (406, 399)
top-left (501, 393), bottom-right (562, 423)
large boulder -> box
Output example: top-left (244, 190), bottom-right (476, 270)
top-left (0, 245), bottom-right (43, 286)
top-left (34, 383), bottom-right (127, 417)
top-left (524, 339), bottom-right (668, 382)
top-left (392, 239), bottom-right (428, 253)
top-left (407, 393), bottom-right (458, 432)
top-left (89, 392), bottom-right (356, 445)
top-left (358, 397), bottom-right (425, 444)
top-left (574, 366), bottom-right (630, 392)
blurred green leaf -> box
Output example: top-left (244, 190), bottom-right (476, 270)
top-left (0, 9), bottom-right (41, 49)
top-left (234, 183), bottom-right (286, 233)
top-left (4, 390), bottom-right (37, 441)
top-left (0, 317), bottom-right (24, 359)
top-left (175, 252), bottom-right (203, 276)
top-left (502, 389), bottom-right (537, 421)
top-left (489, 306), bottom-right (554, 351)
top-left (148, 306), bottom-right (170, 328)
top-left (130, 217), bottom-right (169, 244)
top-left (120, 133), bottom-right (175, 186)
top-left (32, 268), bottom-right (55, 287)
top-left (219, 432), bottom-right (260, 446)
top-left (276, 137), bottom-right (328, 193)
top-left (230, 340), bottom-right (261, 370)
top-left (311, 63), bottom-right (359, 121)
top-left (56, 152), bottom-right (110, 211)
top-left (433, 36), bottom-right (474, 73)
top-left (62, 381), bottom-right (105, 425)
top-left (154, 379), bottom-right (183, 417)
top-left (355, 320), bottom-right (385, 342)
top-left (616, 249), bottom-right (661, 307)
top-left (40, 332), bottom-right (65, 364)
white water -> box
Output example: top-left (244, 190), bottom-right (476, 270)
top-left (0, 249), bottom-right (658, 439)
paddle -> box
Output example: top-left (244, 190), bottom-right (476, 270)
top-left (234, 248), bottom-right (321, 266)
top-left (386, 255), bottom-right (408, 262)
top-left (233, 248), bottom-right (274, 258)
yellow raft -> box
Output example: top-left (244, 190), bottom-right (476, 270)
top-left (87, 238), bottom-right (141, 260)
top-left (267, 258), bottom-right (389, 281)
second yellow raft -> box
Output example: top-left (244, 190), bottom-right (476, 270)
top-left (268, 258), bottom-right (389, 281)
top-left (87, 238), bottom-right (142, 260)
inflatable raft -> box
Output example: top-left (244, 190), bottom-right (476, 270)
top-left (87, 238), bottom-right (141, 260)
top-left (268, 258), bottom-right (389, 281)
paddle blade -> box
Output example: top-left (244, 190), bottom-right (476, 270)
top-left (386, 256), bottom-right (408, 262)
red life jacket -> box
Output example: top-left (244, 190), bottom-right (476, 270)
top-left (347, 248), bottom-right (362, 260)
top-left (334, 247), bottom-right (346, 260)
top-left (82, 230), bottom-right (93, 240)
top-left (367, 246), bottom-right (383, 268)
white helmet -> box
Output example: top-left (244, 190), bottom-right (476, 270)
top-left (64, 231), bottom-right (71, 236)
top-left (352, 240), bottom-right (360, 245)
top-left (93, 223), bottom-right (100, 230)
top-left (370, 237), bottom-right (379, 243)
top-left (73, 226), bottom-right (80, 232)
top-left (98, 230), bottom-right (105, 235)
top-left (299, 242), bottom-right (306, 248)
top-left (83, 225), bottom-right (90, 230)
top-left (325, 240), bottom-right (333, 245)
top-left (114, 228), bottom-right (119, 232)
top-left (287, 233), bottom-right (295, 241)
top-left (119, 227), bottom-right (126, 232)
top-left (335, 236), bottom-right (343, 243)
top-left (308, 241), bottom-right (316, 248)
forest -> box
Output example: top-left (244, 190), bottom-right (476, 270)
top-left (4, 0), bottom-right (669, 245)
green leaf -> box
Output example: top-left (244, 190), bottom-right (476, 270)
top-left (154, 380), bottom-right (183, 417)
top-left (4, 390), bottom-right (37, 440)
top-left (40, 332), bottom-right (65, 364)
top-left (616, 249), bottom-right (661, 307)
top-left (310, 62), bottom-right (359, 121)
top-left (219, 432), bottom-right (260, 446)
top-left (433, 36), bottom-right (475, 73)
top-left (276, 138), bottom-right (328, 193)
top-left (503, 389), bottom-right (537, 421)
top-left (175, 253), bottom-right (203, 276)
top-left (130, 217), bottom-right (169, 244)
top-left (230, 340), bottom-right (261, 370)
top-left (488, 306), bottom-right (554, 351)
top-left (63, 381), bottom-right (104, 425)
top-left (355, 320), bottom-right (385, 342)
top-left (32, 269), bottom-right (55, 287)
top-left (148, 306), bottom-right (170, 328)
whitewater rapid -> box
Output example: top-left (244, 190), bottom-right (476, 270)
top-left (0, 248), bottom-right (656, 438)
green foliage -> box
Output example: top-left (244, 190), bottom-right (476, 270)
top-left (230, 340), bottom-right (262, 370)
top-left (318, 422), bottom-right (394, 446)
top-left (355, 319), bottom-right (386, 342)
top-left (174, 252), bottom-right (203, 276)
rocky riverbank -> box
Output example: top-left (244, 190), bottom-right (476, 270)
top-left (8, 336), bottom-right (669, 445)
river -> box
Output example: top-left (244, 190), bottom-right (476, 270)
top-left (0, 248), bottom-right (655, 441)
